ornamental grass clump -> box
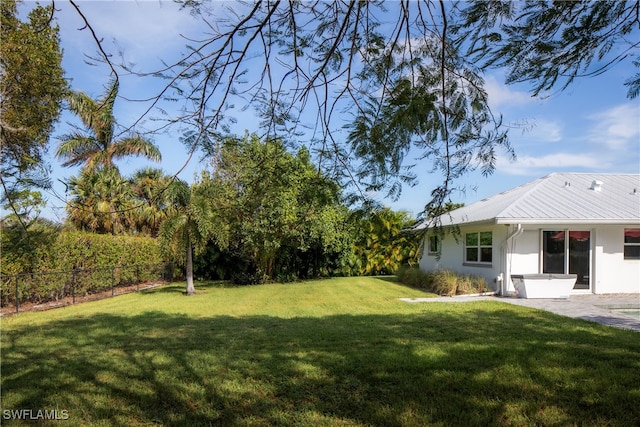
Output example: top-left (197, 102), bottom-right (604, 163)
top-left (431, 270), bottom-right (459, 296)
top-left (397, 267), bottom-right (488, 296)
top-left (396, 266), bottom-right (433, 289)
top-left (455, 273), bottom-right (488, 295)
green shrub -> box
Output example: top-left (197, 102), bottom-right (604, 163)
top-left (231, 272), bottom-right (265, 286)
top-left (43, 232), bottom-right (163, 272)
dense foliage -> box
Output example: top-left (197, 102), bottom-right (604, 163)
top-left (194, 135), bottom-right (354, 283)
top-left (1, 230), bottom-right (165, 304)
top-left (2, 130), bottom-right (420, 290)
top-left (1, 0), bottom-right (66, 228)
top-left (349, 208), bottom-right (421, 276)
top-left (1, 231), bottom-right (163, 276)
top-left (46, 232), bottom-right (163, 272)
top-left (66, 167), bottom-right (134, 235)
top-left (0, 217), bottom-right (59, 277)
top-left (65, 167), bottom-right (175, 236)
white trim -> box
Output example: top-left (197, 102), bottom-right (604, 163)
top-left (495, 218), bottom-right (640, 225)
top-left (430, 218), bottom-right (640, 228)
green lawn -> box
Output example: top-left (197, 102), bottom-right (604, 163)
top-left (2, 277), bottom-right (639, 426)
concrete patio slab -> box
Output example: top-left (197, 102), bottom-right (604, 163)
top-left (400, 294), bottom-right (640, 332)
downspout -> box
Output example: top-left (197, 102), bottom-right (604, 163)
top-left (499, 224), bottom-right (523, 296)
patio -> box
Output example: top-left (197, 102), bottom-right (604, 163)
top-left (401, 293), bottom-right (640, 332)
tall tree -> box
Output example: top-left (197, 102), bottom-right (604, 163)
top-left (56, 78), bottom-right (162, 173)
top-left (159, 179), bottom-right (228, 295)
top-left (204, 134), bottom-right (352, 281)
top-left (70, 1), bottom-right (637, 215)
top-left (1, 0), bottom-right (66, 225)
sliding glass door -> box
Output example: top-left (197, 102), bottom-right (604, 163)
top-left (543, 230), bottom-right (591, 290)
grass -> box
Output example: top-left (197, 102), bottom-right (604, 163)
top-left (2, 277), bottom-right (639, 426)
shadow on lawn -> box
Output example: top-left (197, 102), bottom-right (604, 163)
top-left (142, 280), bottom-right (238, 295)
top-left (2, 308), bottom-right (640, 426)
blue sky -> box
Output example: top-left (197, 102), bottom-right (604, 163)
top-left (19, 1), bottom-right (640, 222)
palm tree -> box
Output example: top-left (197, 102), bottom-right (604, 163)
top-left (66, 166), bottom-right (134, 234)
top-left (159, 179), bottom-right (227, 295)
top-left (56, 78), bottom-right (161, 172)
top-left (130, 168), bottom-right (173, 237)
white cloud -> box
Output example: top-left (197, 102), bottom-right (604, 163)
top-left (511, 118), bottom-right (563, 143)
top-left (484, 75), bottom-right (535, 108)
top-left (497, 152), bottom-right (607, 176)
top-left (586, 103), bottom-right (640, 150)
top-left (70, 1), bottom-right (203, 65)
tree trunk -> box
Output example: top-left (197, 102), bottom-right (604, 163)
top-left (185, 240), bottom-right (195, 296)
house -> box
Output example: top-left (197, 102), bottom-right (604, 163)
top-left (417, 173), bottom-right (640, 295)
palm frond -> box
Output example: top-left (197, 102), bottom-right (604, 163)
top-left (55, 134), bottom-right (100, 168)
top-left (111, 135), bottom-right (162, 162)
top-left (66, 91), bottom-right (100, 130)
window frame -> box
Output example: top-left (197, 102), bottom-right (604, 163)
top-left (624, 228), bottom-right (640, 260)
top-left (464, 231), bottom-right (493, 266)
top-left (427, 235), bottom-right (440, 256)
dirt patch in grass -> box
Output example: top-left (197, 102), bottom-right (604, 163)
top-left (0, 281), bottom-right (167, 317)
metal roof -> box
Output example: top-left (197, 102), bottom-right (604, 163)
top-left (420, 173), bottom-right (640, 228)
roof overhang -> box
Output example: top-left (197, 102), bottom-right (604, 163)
top-left (494, 218), bottom-right (640, 225)
top-left (419, 217), bottom-right (640, 229)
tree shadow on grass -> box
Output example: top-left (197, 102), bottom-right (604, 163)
top-left (2, 307), bottom-right (640, 426)
top-left (368, 275), bottom-right (437, 296)
top-left (369, 275), bottom-right (399, 284)
top-left (142, 280), bottom-right (234, 295)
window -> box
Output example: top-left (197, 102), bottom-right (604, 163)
top-left (543, 230), bottom-right (591, 289)
top-left (624, 229), bottom-right (640, 260)
top-left (427, 235), bottom-right (440, 255)
top-left (465, 231), bottom-right (492, 264)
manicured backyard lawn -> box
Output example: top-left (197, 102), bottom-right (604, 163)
top-left (2, 277), bottom-right (639, 426)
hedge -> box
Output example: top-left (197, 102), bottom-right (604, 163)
top-left (1, 232), bottom-right (165, 306)
top-left (42, 232), bottom-right (163, 272)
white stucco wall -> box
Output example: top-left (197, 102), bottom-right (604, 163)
top-left (504, 228), bottom-right (540, 294)
top-left (593, 225), bottom-right (640, 294)
top-left (420, 223), bottom-right (640, 295)
top-left (419, 224), bottom-right (508, 293)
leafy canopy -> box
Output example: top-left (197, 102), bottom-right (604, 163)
top-left (201, 134), bottom-right (352, 281)
top-left (46, 1), bottom-right (640, 222)
top-left (1, 0), bottom-right (66, 225)
top-left (452, 0), bottom-right (640, 98)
